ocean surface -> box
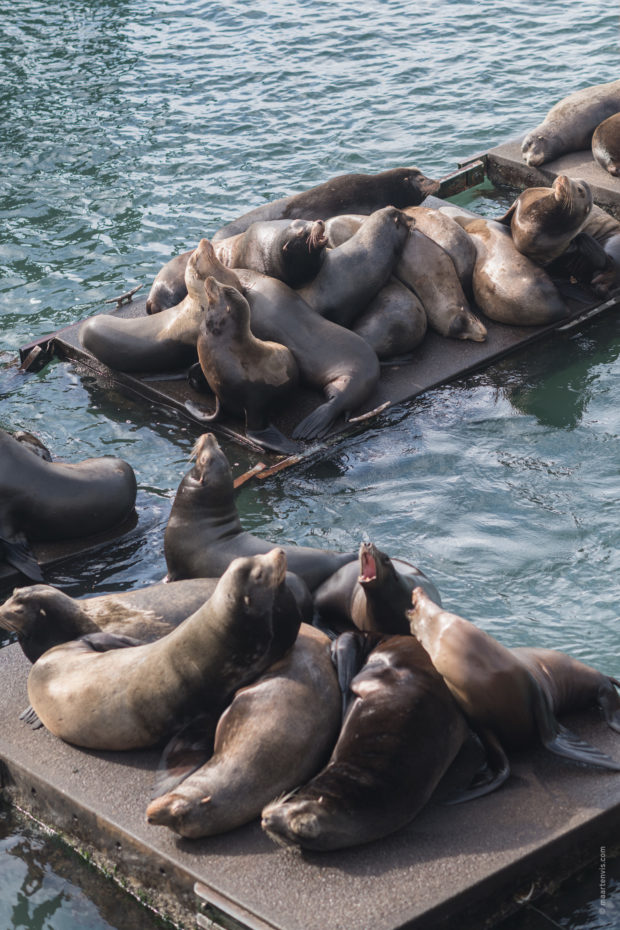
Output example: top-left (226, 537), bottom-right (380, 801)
top-left (1, 1), bottom-right (619, 928)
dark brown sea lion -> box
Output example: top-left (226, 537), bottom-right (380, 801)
top-left (13, 431), bottom-right (53, 461)
top-left (261, 635), bottom-right (470, 851)
top-left (164, 434), bottom-right (355, 592)
top-left (313, 542), bottom-right (441, 635)
top-left (592, 113), bottom-right (620, 177)
top-left (146, 249), bottom-right (193, 315)
top-left (295, 207), bottom-right (411, 328)
top-left (0, 428), bottom-right (136, 583)
top-left (0, 578), bottom-right (220, 664)
top-left (192, 275), bottom-right (300, 454)
top-left (497, 176), bottom-right (593, 265)
top-left (464, 219), bottom-right (568, 326)
top-left (236, 268), bottom-right (381, 440)
top-left (214, 219), bottom-right (328, 288)
top-left (146, 624), bottom-right (341, 838)
top-left (81, 238), bottom-right (235, 373)
top-left (26, 549), bottom-right (300, 751)
top-left (352, 279), bottom-right (427, 360)
top-left (211, 166), bottom-right (440, 242)
top-left (407, 586), bottom-right (620, 799)
top-left (521, 80), bottom-right (620, 167)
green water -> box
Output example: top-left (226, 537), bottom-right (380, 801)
top-left (1, 1), bottom-right (619, 928)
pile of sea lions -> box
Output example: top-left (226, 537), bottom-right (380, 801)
top-left (78, 154), bottom-right (620, 454)
top-left (2, 433), bottom-right (619, 852)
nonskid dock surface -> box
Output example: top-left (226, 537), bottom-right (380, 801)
top-left (0, 642), bottom-right (618, 930)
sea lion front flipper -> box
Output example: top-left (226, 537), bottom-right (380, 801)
top-left (444, 728), bottom-right (511, 803)
top-left (151, 713), bottom-right (218, 800)
top-left (245, 422), bottom-right (302, 456)
top-left (331, 631), bottom-right (383, 718)
top-left (0, 531), bottom-right (44, 583)
top-left (599, 678), bottom-right (620, 733)
top-left (19, 704), bottom-right (43, 729)
top-left (184, 397), bottom-right (221, 424)
top-left (544, 723), bottom-right (620, 771)
top-left (494, 203), bottom-right (516, 227)
top-left (80, 631), bottom-right (145, 652)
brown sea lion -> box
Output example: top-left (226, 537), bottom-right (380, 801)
top-left (164, 434), bottom-right (355, 592)
top-left (214, 219), bottom-right (328, 288)
top-left (145, 624), bottom-right (341, 838)
top-left (592, 113), bottom-right (620, 177)
top-left (81, 238), bottom-right (236, 373)
top-left (146, 249), bottom-right (193, 315)
top-left (191, 275), bottom-right (300, 454)
top-left (407, 586), bottom-right (620, 799)
top-left (261, 635), bottom-right (470, 851)
top-left (464, 219), bottom-right (568, 326)
top-left (497, 176), bottom-right (593, 265)
top-left (313, 542), bottom-right (441, 635)
top-left (403, 205), bottom-right (477, 294)
top-left (521, 80), bottom-right (620, 167)
top-left (211, 166), bottom-right (440, 242)
top-left (236, 268), bottom-right (381, 440)
top-left (295, 207), bottom-right (411, 328)
top-left (0, 428), bottom-right (136, 584)
top-left (26, 549), bottom-right (300, 751)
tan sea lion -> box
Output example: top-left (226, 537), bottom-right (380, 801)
top-left (592, 113), bottom-right (620, 177)
top-left (352, 279), bottom-right (427, 360)
top-left (145, 624), bottom-right (341, 838)
top-left (261, 635), bottom-right (471, 851)
top-left (26, 549), bottom-right (300, 751)
top-left (522, 80), bottom-right (620, 167)
top-left (407, 586), bottom-right (620, 799)
top-left (403, 205), bottom-right (477, 294)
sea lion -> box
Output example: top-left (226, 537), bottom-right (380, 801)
top-left (26, 549), bottom-right (300, 751)
top-left (236, 268), bottom-right (381, 440)
top-left (261, 635), bottom-right (470, 851)
top-left (146, 624), bottom-right (341, 838)
top-left (13, 431), bottom-right (53, 461)
top-left (521, 80), bottom-right (620, 167)
top-left (352, 279), bottom-right (427, 360)
top-left (497, 176), bottom-right (593, 265)
top-left (0, 578), bottom-right (221, 664)
top-left (214, 219), bottom-right (328, 288)
top-left (313, 542), bottom-right (441, 635)
top-left (80, 238), bottom-right (237, 373)
top-left (211, 166), bottom-right (440, 242)
top-left (323, 213), bottom-right (486, 341)
top-left (146, 249), bottom-right (193, 315)
top-left (464, 218), bottom-right (568, 326)
top-left (407, 586), bottom-right (620, 799)
top-left (192, 275), bottom-right (300, 454)
top-left (592, 113), bottom-right (620, 177)
top-left (295, 207), bottom-right (411, 328)
top-left (403, 205), bottom-right (477, 294)
top-left (0, 428), bottom-right (136, 583)
top-left (164, 433), bottom-right (355, 591)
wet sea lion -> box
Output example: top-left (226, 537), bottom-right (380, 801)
top-left (407, 586), bottom-right (620, 799)
top-left (164, 434), bottom-right (355, 592)
top-left (27, 549), bottom-right (299, 751)
top-left (497, 176), bottom-right (593, 265)
top-left (313, 542), bottom-right (441, 635)
top-left (0, 428), bottom-right (136, 583)
top-left (0, 578), bottom-right (221, 664)
top-left (146, 249), bottom-right (193, 315)
top-left (403, 205), bottom-right (477, 294)
top-left (211, 166), bottom-right (440, 242)
top-left (352, 279), bottom-right (427, 360)
top-left (13, 431), bottom-right (53, 461)
top-left (592, 113), bottom-right (620, 177)
top-left (192, 276), bottom-right (300, 454)
top-left (81, 238), bottom-right (237, 373)
top-left (464, 219), bottom-right (568, 326)
top-left (236, 268), bottom-right (381, 440)
top-left (521, 80), bottom-right (620, 167)
top-left (295, 207), bottom-right (411, 328)
top-left (146, 624), bottom-right (341, 838)
top-left (214, 219), bottom-right (328, 288)
top-left (261, 635), bottom-right (470, 851)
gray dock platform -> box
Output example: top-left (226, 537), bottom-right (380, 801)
top-left (1, 641), bottom-right (618, 930)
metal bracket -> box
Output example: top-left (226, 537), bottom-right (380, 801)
top-left (105, 284), bottom-right (143, 309)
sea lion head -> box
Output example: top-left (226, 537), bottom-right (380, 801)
top-left (448, 308), bottom-right (488, 342)
top-left (358, 542), bottom-right (396, 593)
top-left (186, 432), bottom-right (234, 497)
top-left (201, 275), bottom-right (250, 338)
top-left (276, 219), bottom-right (328, 287)
top-left (521, 131), bottom-right (556, 167)
top-left (0, 584), bottom-right (96, 663)
top-left (261, 792), bottom-right (348, 851)
top-left (552, 175), bottom-right (593, 219)
top-left (392, 167), bottom-right (441, 202)
top-left (216, 548), bottom-right (289, 622)
top-left (185, 238), bottom-right (241, 298)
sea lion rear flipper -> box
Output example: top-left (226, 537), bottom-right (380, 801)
top-left (19, 704), bottom-right (43, 729)
top-left (331, 631), bottom-right (384, 718)
top-left (0, 532), bottom-right (44, 583)
top-left (245, 422), bottom-right (302, 455)
top-left (292, 401), bottom-right (336, 441)
top-left (444, 729), bottom-right (511, 803)
top-left (544, 723), bottom-right (620, 771)
top-left (80, 631), bottom-right (145, 652)
top-left (600, 678), bottom-right (620, 733)
top-left (151, 713), bottom-right (218, 800)
top-left (495, 203), bottom-right (516, 227)
top-left (184, 397), bottom-right (221, 424)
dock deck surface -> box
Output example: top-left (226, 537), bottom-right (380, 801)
top-left (1, 642), bottom-right (618, 930)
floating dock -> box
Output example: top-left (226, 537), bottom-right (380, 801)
top-left (0, 642), bottom-right (618, 930)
